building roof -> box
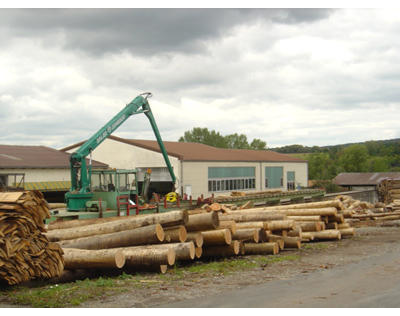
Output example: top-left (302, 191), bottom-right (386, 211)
top-left (0, 145), bottom-right (108, 169)
top-left (61, 135), bottom-right (306, 163)
top-left (334, 172), bottom-right (400, 186)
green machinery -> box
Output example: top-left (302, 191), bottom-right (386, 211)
top-left (65, 93), bottom-right (176, 212)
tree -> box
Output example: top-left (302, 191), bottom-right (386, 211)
top-left (250, 138), bottom-right (267, 150)
top-left (179, 127), bottom-right (267, 150)
top-left (367, 156), bottom-right (390, 172)
top-left (308, 153), bottom-right (336, 180)
top-left (338, 144), bottom-right (369, 172)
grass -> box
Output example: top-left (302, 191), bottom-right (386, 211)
top-left (0, 254), bottom-right (302, 307)
top-left (302, 243), bottom-right (330, 250)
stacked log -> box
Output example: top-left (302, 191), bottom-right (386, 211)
top-left (0, 191), bottom-right (64, 285)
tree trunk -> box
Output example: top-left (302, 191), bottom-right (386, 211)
top-left (282, 236), bottom-right (301, 249)
top-left (62, 248), bottom-right (125, 269)
top-left (201, 229), bottom-right (232, 246)
top-left (339, 228), bottom-right (355, 237)
top-left (262, 200), bottom-right (344, 211)
top-left (60, 224), bottom-right (164, 250)
top-left (306, 230), bottom-right (341, 241)
top-left (185, 211), bottom-right (219, 232)
top-left (47, 216), bottom-right (127, 230)
top-left (266, 220), bottom-right (295, 231)
top-left (218, 220), bottom-right (237, 234)
top-left (235, 221), bottom-right (269, 230)
top-left (287, 226), bottom-right (302, 239)
top-left (287, 216), bottom-right (322, 222)
top-left (163, 226), bottom-right (187, 243)
top-left (219, 213), bottom-right (286, 223)
top-left (232, 229), bottom-right (260, 243)
top-left (267, 235), bottom-right (284, 250)
top-left (116, 246), bottom-right (176, 267)
top-left (282, 208), bottom-right (338, 217)
top-left (144, 242), bottom-right (195, 260)
top-left (298, 221), bottom-right (322, 232)
top-left (202, 240), bottom-right (240, 257)
top-left (243, 242), bottom-right (279, 255)
top-left (186, 232), bottom-right (204, 247)
top-left (337, 223), bottom-right (351, 229)
top-left (46, 210), bottom-right (188, 241)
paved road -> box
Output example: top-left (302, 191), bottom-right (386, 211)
top-left (157, 243), bottom-right (400, 308)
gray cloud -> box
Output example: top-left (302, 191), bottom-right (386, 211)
top-left (0, 9), bottom-right (333, 56)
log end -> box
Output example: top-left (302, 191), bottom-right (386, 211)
top-left (195, 247), bottom-right (202, 258)
top-left (231, 240), bottom-right (240, 255)
top-left (115, 250), bottom-right (126, 268)
top-left (156, 223), bottom-right (165, 242)
top-left (160, 265), bottom-right (168, 274)
top-left (179, 226), bottom-right (187, 243)
top-left (225, 229), bottom-right (232, 245)
top-left (188, 241), bottom-right (195, 260)
top-left (167, 248), bottom-right (176, 266)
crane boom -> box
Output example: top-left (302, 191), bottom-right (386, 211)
top-left (67, 93), bottom-right (176, 210)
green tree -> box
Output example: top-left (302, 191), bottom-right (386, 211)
top-left (225, 133), bottom-right (250, 149)
top-left (367, 156), bottom-right (390, 172)
top-left (250, 138), bottom-right (267, 150)
top-left (308, 153), bottom-right (336, 180)
top-left (338, 144), bottom-right (369, 172)
top-left (178, 127), bottom-right (228, 148)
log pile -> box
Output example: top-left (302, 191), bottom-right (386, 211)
top-left (11, 192), bottom-right (399, 284)
top-left (0, 191), bottom-right (64, 285)
top-left (377, 178), bottom-right (400, 204)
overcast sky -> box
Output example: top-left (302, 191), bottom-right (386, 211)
top-left (1, 8), bottom-right (400, 149)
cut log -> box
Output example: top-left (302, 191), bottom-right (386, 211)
top-left (163, 226), bottom-right (187, 243)
top-left (267, 235), bottom-right (284, 250)
top-left (328, 214), bottom-right (344, 224)
top-left (337, 223), bottom-right (351, 229)
top-left (307, 230), bottom-right (341, 241)
top-left (201, 229), bottom-right (232, 246)
top-left (220, 213), bottom-right (286, 223)
top-left (266, 220), bottom-right (295, 231)
top-left (117, 246), bottom-right (176, 267)
top-left (146, 242), bottom-right (195, 260)
top-left (202, 240), bottom-right (240, 257)
top-left (195, 247), bottom-right (202, 258)
top-left (287, 216), bottom-right (322, 222)
top-left (60, 224), bottom-right (164, 250)
top-left (47, 216), bottom-right (128, 230)
top-left (282, 236), bottom-right (301, 249)
top-left (46, 210), bottom-right (188, 241)
top-left (62, 248), bottom-right (125, 269)
top-left (185, 211), bottom-right (219, 231)
top-left (243, 242), bottom-right (279, 255)
top-left (325, 222), bottom-right (338, 230)
top-left (235, 221), bottom-right (269, 230)
top-left (339, 228), bottom-right (355, 238)
top-left (186, 232), bottom-right (204, 247)
top-left (262, 200), bottom-right (344, 211)
top-left (283, 208), bottom-right (338, 217)
top-left (287, 226), bottom-right (302, 239)
top-left (300, 232), bottom-right (315, 241)
top-left (218, 220), bottom-right (237, 234)
top-left (232, 229), bottom-right (260, 243)
top-left (298, 221), bottom-right (322, 232)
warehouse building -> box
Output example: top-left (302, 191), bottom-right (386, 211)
top-left (62, 135), bottom-right (308, 199)
top-left (0, 145), bottom-right (108, 201)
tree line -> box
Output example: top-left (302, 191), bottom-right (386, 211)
top-left (178, 128), bottom-right (400, 181)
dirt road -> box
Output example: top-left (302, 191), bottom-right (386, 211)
top-left (158, 233), bottom-right (400, 307)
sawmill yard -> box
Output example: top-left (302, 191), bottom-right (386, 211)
top-left (0, 224), bottom-right (400, 307)
top-left (2, 189), bottom-right (400, 308)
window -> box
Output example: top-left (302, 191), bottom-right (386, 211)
top-left (265, 167), bottom-right (283, 189)
top-left (208, 167), bottom-right (256, 192)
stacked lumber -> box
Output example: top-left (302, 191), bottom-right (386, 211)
top-left (377, 178), bottom-right (400, 204)
top-left (0, 191), bottom-right (64, 285)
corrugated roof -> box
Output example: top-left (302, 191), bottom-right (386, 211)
top-left (0, 145), bottom-right (108, 169)
top-left (334, 172), bottom-right (400, 186)
top-left (61, 135), bottom-right (306, 163)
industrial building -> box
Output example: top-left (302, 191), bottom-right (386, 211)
top-left (62, 135), bottom-right (308, 199)
top-left (0, 144), bottom-right (108, 201)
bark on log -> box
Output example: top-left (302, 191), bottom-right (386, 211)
top-left (218, 220), bottom-right (237, 234)
top-left (47, 216), bottom-right (127, 230)
top-left (262, 200), bottom-right (344, 211)
top-left (201, 229), bottom-right (232, 246)
top-left (298, 222), bottom-right (322, 232)
top-left (337, 223), bottom-right (351, 229)
top-left (266, 220), bottom-right (295, 231)
top-left (328, 214), bottom-right (344, 224)
top-left (145, 242), bottom-right (195, 260)
top-left (287, 226), bottom-right (302, 239)
top-left (243, 242), bottom-right (279, 255)
top-left (232, 229), bottom-right (260, 243)
top-left (339, 228), bottom-right (355, 238)
top-left (235, 221), bottom-right (269, 230)
top-left (300, 232), bottom-right (315, 241)
top-left (201, 240), bottom-right (240, 257)
top-left (283, 208), bottom-right (338, 217)
top-left (287, 216), bottom-right (322, 222)
top-left (163, 226), bottom-right (187, 243)
top-left (60, 224), bottom-right (164, 250)
top-left (46, 210), bottom-right (188, 241)
top-left (282, 236), bottom-right (301, 249)
top-left (219, 213), bottom-right (286, 223)
top-left (116, 246), bottom-right (176, 267)
top-left (186, 232), bottom-right (204, 247)
top-left (306, 230), bottom-right (341, 241)
top-left (62, 248), bottom-right (125, 269)
top-left (185, 211), bottom-right (219, 232)
top-left (267, 235), bottom-right (285, 250)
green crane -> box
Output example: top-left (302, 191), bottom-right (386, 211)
top-left (65, 93), bottom-right (176, 211)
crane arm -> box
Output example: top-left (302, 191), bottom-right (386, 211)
top-left (69, 93), bottom-right (176, 193)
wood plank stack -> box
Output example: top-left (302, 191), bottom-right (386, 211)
top-left (377, 178), bottom-right (400, 204)
top-left (0, 191), bottom-right (64, 285)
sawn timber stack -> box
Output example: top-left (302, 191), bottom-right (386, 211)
top-left (0, 191), bottom-right (64, 285)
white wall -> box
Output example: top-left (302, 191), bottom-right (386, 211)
top-left (182, 161), bottom-right (308, 198)
top-left (0, 168), bottom-right (70, 182)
